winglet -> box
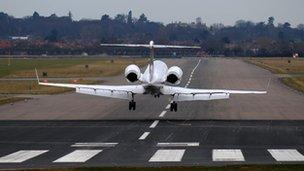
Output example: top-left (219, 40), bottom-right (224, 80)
top-left (35, 68), bottom-right (40, 84)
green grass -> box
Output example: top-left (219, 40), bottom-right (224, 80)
top-left (0, 57), bottom-right (148, 78)
top-left (14, 165), bottom-right (304, 171)
top-left (0, 79), bottom-right (103, 95)
top-left (0, 57), bottom-right (148, 105)
top-left (0, 58), bottom-right (93, 77)
top-left (282, 77), bottom-right (304, 93)
top-left (246, 58), bottom-right (304, 74)
top-left (246, 58), bottom-right (304, 93)
top-left (0, 96), bottom-right (26, 105)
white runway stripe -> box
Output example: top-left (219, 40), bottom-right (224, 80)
top-left (53, 150), bottom-right (102, 163)
top-left (0, 150), bottom-right (48, 163)
top-left (184, 59), bottom-right (201, 88)
top-left (159, 111), bottom-right (167, 117)
top-left (268, 149), bottom-right (304, 161)
top-left (157, 142), bottom-right (199, 147)
top-left (212, 149), bottom-right (245, 161)
top-left (149, 120), bottom-right (159, 128)
top-left (165, 104), bottom-right (170, 110)
top-left (139, 132), bottom-right (150, 140)
top-left (71, 142), bottom-right (118, 147)
top-left (149, 149), bottom-right (185, 162)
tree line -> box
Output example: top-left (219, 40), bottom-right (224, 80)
top-left (0, 11), bottom-right (304, 57)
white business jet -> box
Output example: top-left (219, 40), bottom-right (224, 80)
top-left (35, 41), bottom-right (266, 111)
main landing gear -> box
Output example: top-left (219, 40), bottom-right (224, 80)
top-left (170, 101), bottom-right (178, 112)
top-left (129, 100), bottom-right (136, 111)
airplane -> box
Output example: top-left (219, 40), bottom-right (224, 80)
top-left (35, 41), bottom-right (267, 112)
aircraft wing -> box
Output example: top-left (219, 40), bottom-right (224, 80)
top-left (35, 70), bottom-right (144, 100)
top-left (161, 85), bottom-right (267, 102)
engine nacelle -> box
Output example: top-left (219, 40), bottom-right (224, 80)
top-left (125, 64), bottom-right (141, 82)
top-left (166, 66), bottom-right (183, 85)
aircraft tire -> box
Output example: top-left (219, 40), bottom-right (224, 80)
top-left (129, 102), bottom-right (132, 110)
top-left (132, 102), bottom-right (136, 110)
top-left (173, 102), bottom-right (177, 112)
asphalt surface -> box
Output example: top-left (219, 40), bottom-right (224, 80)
top-left (0, 57), bottom-right (303, 120)
top-left (0, 120), bottom-right (304, 169)
top-left (0, 57), bottom-right (304, 168)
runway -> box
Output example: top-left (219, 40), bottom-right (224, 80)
top-left (0, 120), bottom-right (304, 169)
top-left (0, 57), bottom-right (304, 168)
top-left (0, 57), bottom-right (303, 120)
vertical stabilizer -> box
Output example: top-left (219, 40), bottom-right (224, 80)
top-left (149, 41), bottom-right (155, 82)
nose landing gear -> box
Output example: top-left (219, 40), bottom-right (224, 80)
top-left (170, 102), bottom-right (177, 112)
top-left (154, 94), bottom-right (160, 98)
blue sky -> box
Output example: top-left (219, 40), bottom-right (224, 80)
top-left (0, 0), bottom-right (303, 26)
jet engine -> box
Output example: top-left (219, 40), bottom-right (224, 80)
top-left (166, 66), bottom-right (183, 85)
top-left (125, 64), bottom-right (141, 82)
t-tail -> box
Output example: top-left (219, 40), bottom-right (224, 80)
top-left (149, 41), bottom-right (155, 83)
top-left (99, 40), bottom-right (201, 83)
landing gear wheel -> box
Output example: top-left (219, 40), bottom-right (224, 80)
top-left (129, 101), bottom-right (133, 110)
top-left (170, 102), bottom-right (177, 112)
top-left (132, 101), bottom-right (136, 111)
top-left (129, 101), bottom-right (136, 111)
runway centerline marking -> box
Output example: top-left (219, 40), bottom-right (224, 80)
top-left (157, 142), bottom-right (199, 147)
top-left (268, 149), bottom-right (304, 161)
top-left (159, 111), bottom-right (167, 118)
top-left (165, 104), bottom-right (170, 110)
top-left (139, 132), bottom-right (150, 140)
top-left (149, 120), bottom-right (159, 128)
top-left (53, 150), bottom-right (102, 163)
top-left (71, 142), bottom-right (118, 148)
top-left (149, 149), bottom-right (185, 162)
top-left (148, 59), bottom-right (202, 141)
top-left (0, 150), bottom-right (48, 163)
top-left (212, 149), bottom-right (245, 162)
top-left (184, 59), bottom-right (201, 88)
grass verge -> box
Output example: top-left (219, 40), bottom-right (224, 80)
top-left (282, 77), bottom-right (304, 93)
top-left (0, 57), bottom-right (147, 105)
top-left (246, 58), bottom-right (304, 74)
top-left (0, 57), bottom-right (148, 78)
top-left (0, 79), bottom-right (103, 95)
top-left (0, 96), bottom-right (27, 105)
top-left (246, 58), bottom-right (304, 93)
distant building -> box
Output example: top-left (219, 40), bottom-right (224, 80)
top-left (196, 17), bottom-right (202, 25)
top-left (10, 36), bottom-right (29, 40)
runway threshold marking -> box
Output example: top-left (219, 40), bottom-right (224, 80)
top-left (53, 150), bottom-right (102, 163)
top-left (212, 149), bottom-right (245, 162)
top-left (149, 149), bottom-right (185, 162)
top-left (268, 149), bottom-right (304, 161)
top-left (71, 142), bottom-right (118, 148)
top-left (0, 150), bottom-right (48, 163)
top-left (149, 120), bottom-right (159, 128)
top-left (157, 142), bottom-right (199, 147)
top-left (139, 132), bottom-right (150, 140)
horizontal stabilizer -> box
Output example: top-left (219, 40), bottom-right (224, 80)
top-left (100, 43), bottom-right (201, 49)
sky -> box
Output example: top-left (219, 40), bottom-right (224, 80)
top-left (0, 0), bottom-right (303, 26)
